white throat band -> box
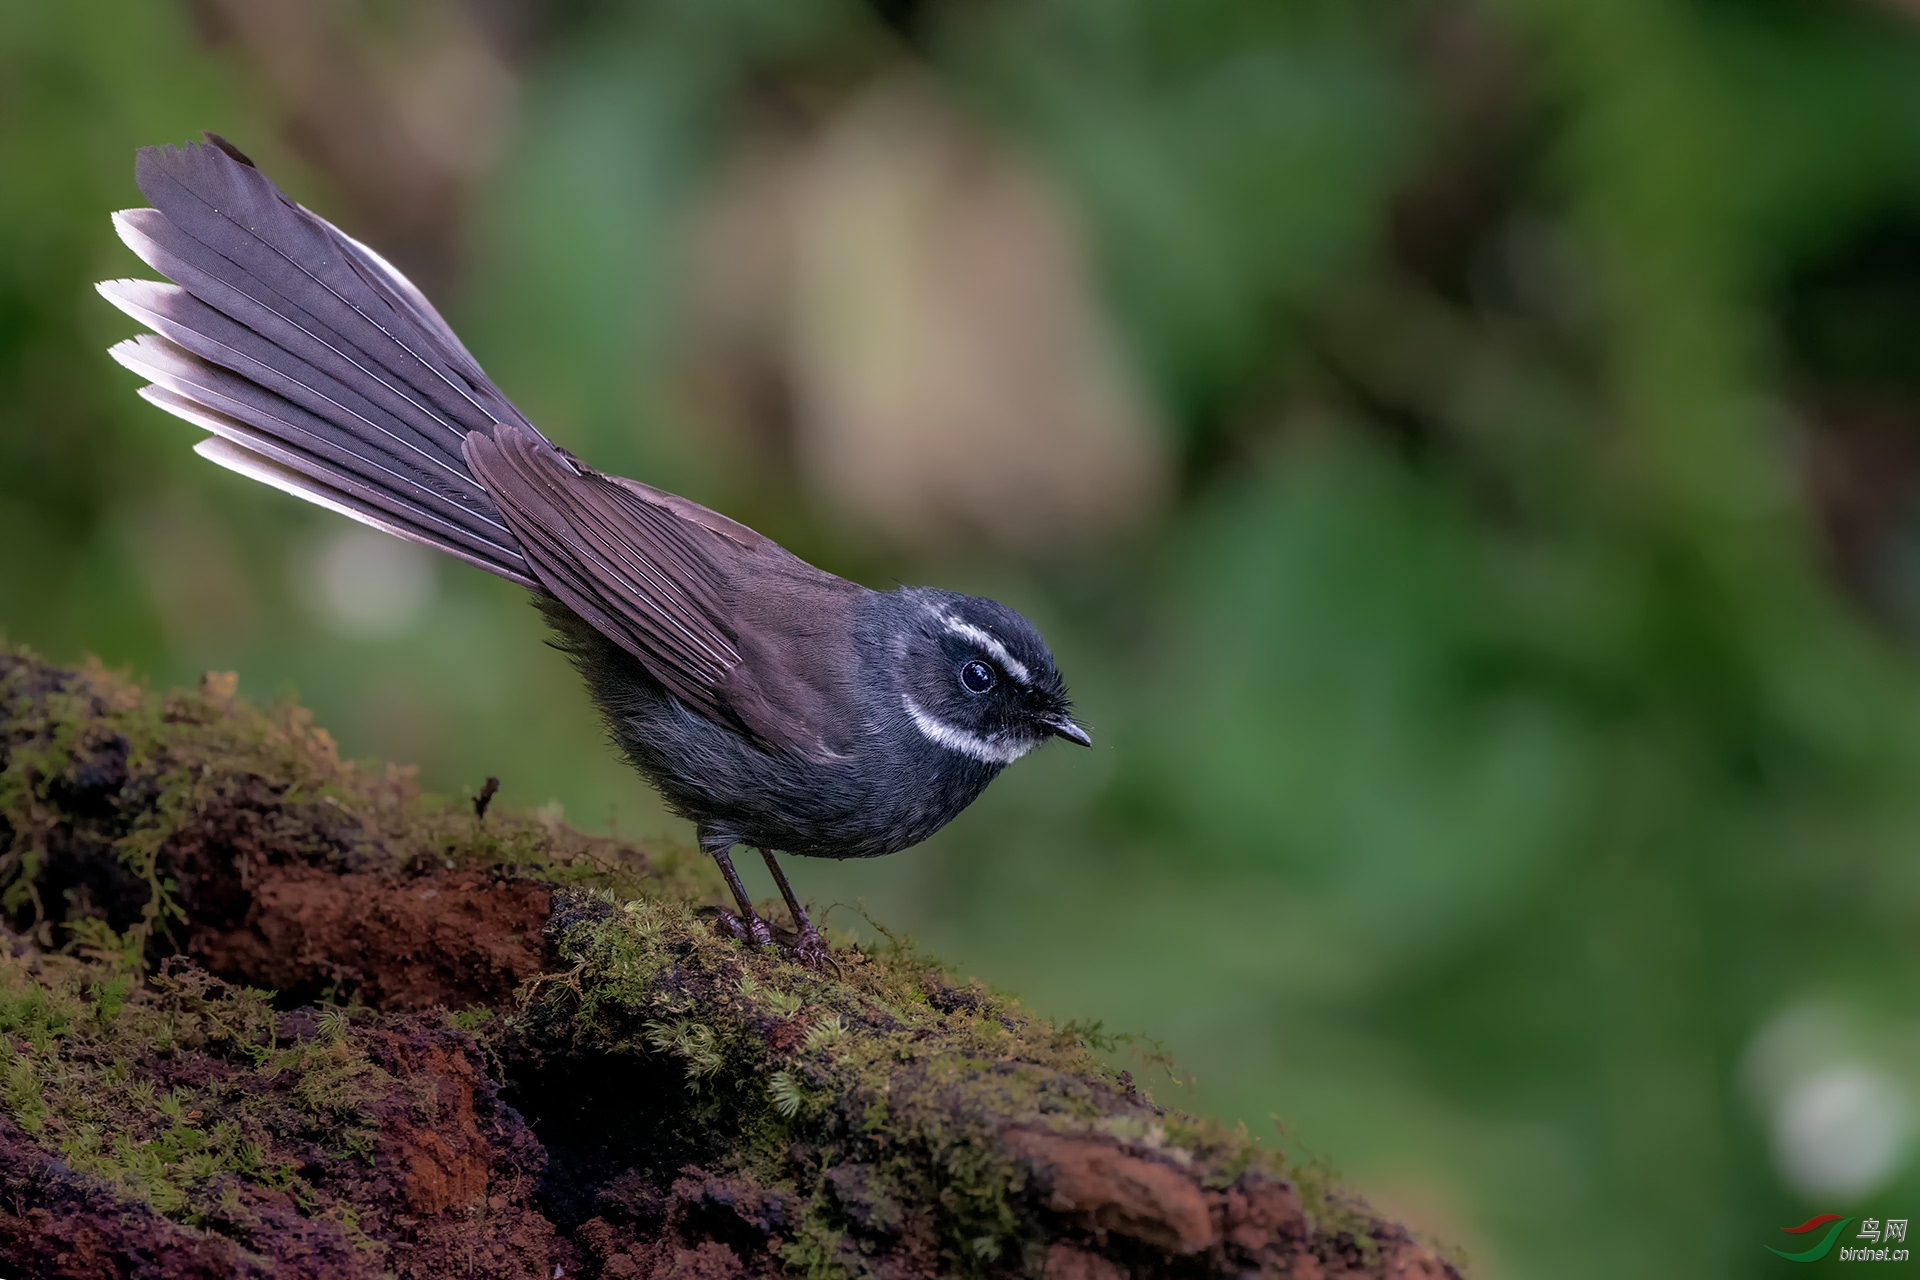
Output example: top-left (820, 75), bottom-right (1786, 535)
top-left (901, 695), bottom-right (1034, 765)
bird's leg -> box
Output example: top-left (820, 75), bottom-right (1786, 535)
top-left (760, 848), bottom-right (832, 968)
top-left (700, 829), bottom-right (772, 947)
top-left (714, 849), bottom-right (775, 948)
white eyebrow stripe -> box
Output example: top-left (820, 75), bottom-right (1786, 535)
top-left (901, 695), bottom-right (1035, 765)
top-left (937, 615), bottom-right (1031, 683)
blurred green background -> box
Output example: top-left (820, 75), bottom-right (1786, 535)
top-left (6, 0), bottom-right (1920, 1274)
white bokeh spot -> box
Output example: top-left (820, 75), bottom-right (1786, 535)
top-left (312, 527), bottom-right (438, 638)
top-left (1771, 1064), bottom-right (1912, 1200)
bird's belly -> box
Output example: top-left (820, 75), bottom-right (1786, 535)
top-left (620, 712), bottom-right (1000, 859)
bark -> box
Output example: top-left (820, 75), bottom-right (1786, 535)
top-left (0, 650), bottom-right (1462, 1280)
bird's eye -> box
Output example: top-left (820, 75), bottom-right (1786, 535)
top-left (960, 660), bottom-right (996, 694)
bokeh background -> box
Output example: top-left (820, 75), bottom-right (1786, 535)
top-left (6, 1), bottom-right (1920, 1274)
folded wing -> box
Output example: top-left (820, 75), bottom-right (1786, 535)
top-left (464, 424), bottom-right (748, 728)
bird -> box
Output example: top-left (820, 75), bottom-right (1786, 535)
top-left (96, 134), bottom-right (1090, 964)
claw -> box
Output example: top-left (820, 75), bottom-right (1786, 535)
top-left (782, 925), bottom-right (840, 974)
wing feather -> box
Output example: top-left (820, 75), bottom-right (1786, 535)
top-left (465, 425), bottom-right (751, 729)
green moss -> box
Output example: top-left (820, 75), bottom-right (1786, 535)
top-left (1282, 1143), bottom-right (1382, 1251)
top-left (506, 888), bottom-right (1142, 1275)
top-left (491, 873), bottom-right (1381, 1274)
top-left (779, 1199), bottom-right (853, 1280)
top-left (0, 928), bottom-right (412, 1246)
top-left (8, 957), bottom-right (209, 1184)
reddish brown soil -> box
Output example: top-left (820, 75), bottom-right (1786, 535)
top-left (156, 769), bottom-right (552, 1010)
top-left (190, 864), bottom-right (550, 1011)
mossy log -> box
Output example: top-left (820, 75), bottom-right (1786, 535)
top-left (0, 650), bottom-right (1461, 1280)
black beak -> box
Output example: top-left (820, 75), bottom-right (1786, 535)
top-left (1039, 714), bottom-right (1093, 747)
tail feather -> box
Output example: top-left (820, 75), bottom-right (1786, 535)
top-left (192, 435), bottom-right (540, 589)
top-left (139, 375), bottom-right (534, 584)
top-left (107, 332), bottom-right (525, 574)
top-left (107, 206), bottom-right (478, 478)
top-left (101, 137), bottom-right (540, 586)
top-left (99, 279), bottom-right (493, 516)
top-left (131, 143), bottom-right (508, 441)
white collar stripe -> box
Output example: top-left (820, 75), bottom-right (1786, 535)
top-left (938, 615), bottom-right (1031, 683)
top-left (902, 695), bottom-right (1034, 765)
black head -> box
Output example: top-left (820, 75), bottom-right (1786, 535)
top-left (887, 588), bottom-right (1090, 766)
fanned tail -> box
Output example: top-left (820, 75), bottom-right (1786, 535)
top-left (98, 134), bottom-right (539, 588)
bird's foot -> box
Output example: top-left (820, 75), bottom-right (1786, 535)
top-left (781, 924), bottom-right (838, 973)
top-left (715, 907), bottom-right (775, 948)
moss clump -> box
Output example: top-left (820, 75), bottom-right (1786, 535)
top-left (510, 886), bottom-right (1292, 1277)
